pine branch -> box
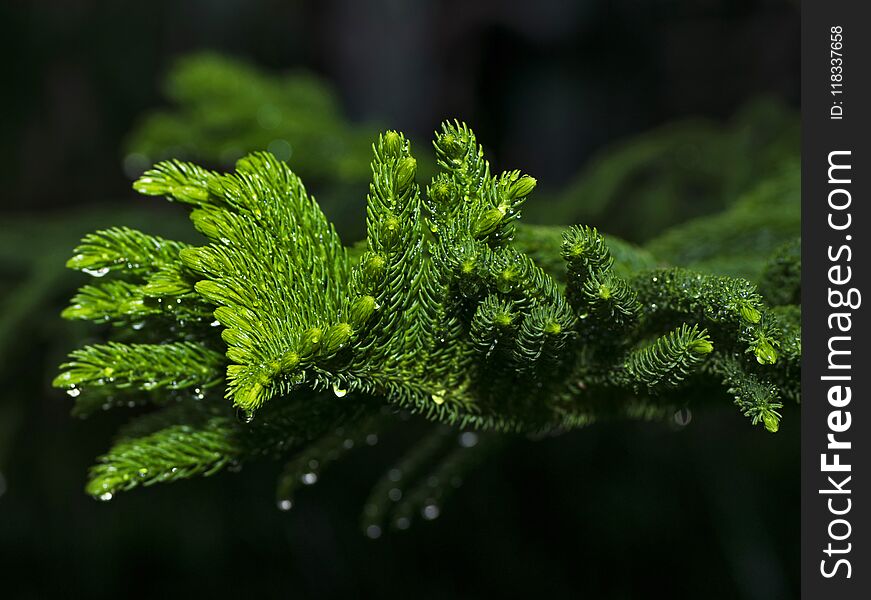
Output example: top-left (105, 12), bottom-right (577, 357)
top-left (715, 357), bottom-right (784, 433)
top-left (87, 414), bottom-right (236, 499)
top-left (57, 120), bottom-right (801, 518)
top-left (62, 280), bottom-right (157, 324)
top-left (55, 341), bottom-right (224, 393)
top-left (624, 324), bottom-right (713, 392)
top-left (67, 227), bottom-right (188, 278)
top-left (87, 392), bottom-right (365, 499)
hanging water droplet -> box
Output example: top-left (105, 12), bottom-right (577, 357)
top-left (674, 407), bottom-right (692, 426)
top-left (98, 492), bottom-right (113, 501)
top-left (131, 321), bottom-right (145, 331)
top-left (458, 432), bottom-right (478, 448)
top-left (277, 499), bottom-right (293, 511)
top-left (421, 503), bottom-right (440, 520)
top-left (366, 524), bottom-right (382, 539)
top-left (66, 386), bottom-right (81, 398)
top-left (210, 320), bottom-right (221, 327)
top-left (301, 472), bottom-right (318, 485)
top-left (83, 267), bottom-right (110, 278)
top-left (236, 408), bottom-right (254, 424)
top-left (332, 382), bottom-right (348, 398)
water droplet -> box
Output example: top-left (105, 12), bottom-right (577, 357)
top-left (395, 517), bottom-right (411, 530)
top-left (83, 267), bottom-right (110, 278)
top-left (388, 468), bottom-right (402, 482)
top-left (366, 524), bottom-right (382, 539)
top-left (131, 321), bottom-right (145, 330)
top-left (388, 488), bottom-right (402, 501)
top-left (342, 438), bottom-right (354, 449)
top-left (458, 432), bottom-right (478, 448)
top-left (210, 320), bottom-right (221, 327)
top-left (421, 503), bottom-right (440, 520)
top-left (366, 434), bottom-right (379, 446)
top-left (301, 472), bottom-right (318, 485)
top-left (277, 499), bottom-right (293, 511)
top-left (66, 386), bottom-right (81, 398)
top-left (98, 492), bottom-right (113, 502)
top-left (332, 382), bottom-right (348, 398)
top-left (674, 407), bottom-right (692, 426)
top-left (236, 408), bottom-right (254, 424)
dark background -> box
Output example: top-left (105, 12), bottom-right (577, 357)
top-left (0, 1), bottom-right (799, 598)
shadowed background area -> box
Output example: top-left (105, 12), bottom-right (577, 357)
top-left (0, 1), bottom-right (798, 598)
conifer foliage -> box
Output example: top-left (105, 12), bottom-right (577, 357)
top-left (55, 122), bottom-right (800, 530)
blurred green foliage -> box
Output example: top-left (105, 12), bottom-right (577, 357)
top-left (526, 97), bottom-right (799, 243)
top-left (126, 53), bottom-right (375, 184)
top-left (645, 160), bottom-right (799, 281)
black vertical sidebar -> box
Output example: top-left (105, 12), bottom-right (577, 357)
top-left (802, 1), bottom-right (870, 598)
